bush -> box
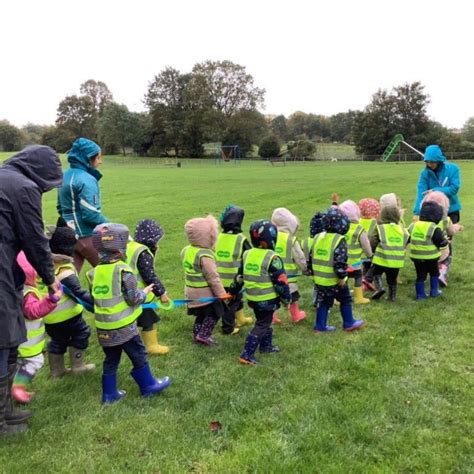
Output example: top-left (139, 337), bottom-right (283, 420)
top-left (258, 135), bottom-right (281, 158)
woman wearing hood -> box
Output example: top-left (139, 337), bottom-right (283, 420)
top-left (413, 145), bottom-right (461, 223)
top-left (58, 137), bottom-right (108, 272)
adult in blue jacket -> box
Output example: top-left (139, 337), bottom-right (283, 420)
top-left (58, 138), bottom-right (108, 271)
top-left (413, 145), bottom-right (462, 223)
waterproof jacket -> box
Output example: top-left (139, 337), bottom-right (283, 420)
top-left (0, 145), bottom-right (62, 348)
top-left (58, 150), bottom-right (107, 238)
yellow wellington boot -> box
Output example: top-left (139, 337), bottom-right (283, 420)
top-left (353, 286), bottom-right (370, 304)
top-left (142, 326), bottom-right (170, 355)
top-left (235, 309), bottom-right (253, 327)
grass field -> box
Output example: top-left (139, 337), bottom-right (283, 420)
top-left (1, 154), bottom-right (473, 473)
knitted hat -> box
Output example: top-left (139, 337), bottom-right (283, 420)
top-left (339, 200), bottom-right (361, 223)
top-left (134, 219), bottom-right (164, 249)
top-left (249, 220), bottom-right (278, 249)
top-left (92, 223), bottom-right (129, 257)
top-left (309, 211), bottom-right (326, 237)
top-left (323, 208), bottom-right (350, 235)
top-left (49, 226), bottom-right (77, 256)
top-left (358, 198), bottom-right (380, 219)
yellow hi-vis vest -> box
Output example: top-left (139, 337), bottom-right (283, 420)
top-left (181, 245), bottom-right (215, 288)
top-left (437, 216), bottom-right (452, 236)
top-left (311, 232), bottom-right (343, 286)
top-left (242, 248), bottom-right (278, 302)
top-left (344, 223), bottom-right (364, 265)
top-left (274, 231), bottom-right (298, 283)
top-left (215, 233), bottom-right (245, 287)
top-left (301, 237), bottom-right (314, 263)
top-left (87, 262), bottom-right (142, 330)
top-left (408, 221), bottom-right (441, 260)
top-left (360, 218), bottom-right (376, 237)
top-left (372, 223), bottom-right (408, 268)
top-left (44, 263), bottom-right (83, 325)
top-left (18, 285), bottom-right (46, 358)
top-left (126, 240), bottom-right (154, 303)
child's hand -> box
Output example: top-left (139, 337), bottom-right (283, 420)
top-left (143, 284), bottom-right (155, 294)
top-left (160, 294), bottom-right (170, 304)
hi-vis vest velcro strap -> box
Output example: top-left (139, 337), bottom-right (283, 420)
top-left (275, 231), bottom-right (298, 283)
top-left (126, 240), bottom-right (155, 303)
top-left (87, 262), bottom-right (141, 331)
top-left (215, 233), bottom-right (245, 286)
top-left (372, 224), bottom-right (408, 269)
top-left (182, 245), bottom-right (215, 288)
top-left (311, 233), bottom-right (343, 286)
top-left (408, 221), bottom-right (441, 260)
top-left (19, 283), bottom-right (46, 358)
top-left (345, 223), bottom-right (364, 265)
top-left (242, 248), bottom-right (278, 302)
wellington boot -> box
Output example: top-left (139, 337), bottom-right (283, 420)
top-left (5, 365), bottom-right (32, 425)
top-left (235, 309), bottom-right (253, 327)
top-left (48, 352), bottom-right (70, 378)
top-left (12, 385), bottom-right (33, 405)
top-left (102, 373), bottom-right (126, 404)
top-left (353, 287), bottom-right (370, 304)
top-left (69, 347), bottom-right (96, 374)
top-left (371, 275), bottom-right (386, 300)
top-left (131, 364), bottom-right (171, 397)
top-left (272, 312), bottom-right (282, 324)
top-left (1, 375), bottom-right (28, 437)
top-left (142, 326), bottom-right (170, 355)
top-left (387, 285), bottom-right (397, 302)
top-left (289, 302), bottom-right (306, 323)
top-left (239, 333), bottom-right (260, 365)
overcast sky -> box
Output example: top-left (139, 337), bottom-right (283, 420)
top-left (1, 0), bottom-right (472, 129)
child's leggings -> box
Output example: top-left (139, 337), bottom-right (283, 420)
top-left (372, 264), bottom-right (399, 285)
top-left (16, 354), bottom-right (44, 381)
top-left (250, 308), bottom-right (273, 338)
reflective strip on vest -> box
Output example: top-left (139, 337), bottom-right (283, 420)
top-left (372, 224), bottom-right (408, 269)
top-left (215, 233), bottom-right (245, 287)
top-left (275, 231), bottom-right (297, 283)
top-left (360, 218), bottom-right (376, 237)
top-left (345, 223), bottom-right (364, 265)
top-left (301, 237), bottom-right (314, 262)
top-left (126, 240), bottom-right (154, 303)
top-left (311, 233), bottom-right (343, 286)
top-left (408, 221), bottom-right (441, 260)
top-left (182, 245), bottom-right (215, 288)
top-left (242, 249), bottom-right (278, 302)
top-left (19, 286), bottom-right (46, 358)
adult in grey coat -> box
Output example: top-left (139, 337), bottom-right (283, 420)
top-left (0, 145), bottom-right (63, 437)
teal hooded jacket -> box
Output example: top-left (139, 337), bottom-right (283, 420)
top-left (413, 145), bottom-right (461, 215)
top-left (57, 138), bottom-right (108, 238)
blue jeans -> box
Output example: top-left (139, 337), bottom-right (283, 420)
top-left (102, 335), bottom-right (148, 375)
top-left (45, 314), bottom-right (91, 354)
top-left (0, 347), bottom-right (17, 377)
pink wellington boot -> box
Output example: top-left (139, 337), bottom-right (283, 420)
top-left (289, 302), bottom-right (306, 323)
top-left (12, 385), bottom-right (33, 404)
top-left (272, 312), bottom-right (282, 324)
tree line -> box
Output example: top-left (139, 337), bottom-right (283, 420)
top-left (1, 60), bottom-right (474, 159)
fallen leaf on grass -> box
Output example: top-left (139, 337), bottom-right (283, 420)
top-left (209, 421), bottom-right (222, 432)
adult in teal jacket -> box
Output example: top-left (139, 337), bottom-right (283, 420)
top-left (413, 145), bottom-right (461, 223)
top-left (58, 138), bottom-right (108, 271)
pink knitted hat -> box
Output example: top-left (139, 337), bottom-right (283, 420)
top-left (358, 198), bottom-right (380, 219)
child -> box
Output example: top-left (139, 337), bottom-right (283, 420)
top-left (12, 253), bottom-right (60, 404)
top-left (369, 204), bottom-right (408, 301)
top-left (358, 198), bottom-right (380, 290)
top-left (312, 208), bottom-right (364, 332)
top-left (306, 211), bottom-right (327, 306)
top-left (338, 200), bottom-right (373, 304)
top-left (215, 205), bottom-right (253, 335)
top-left (271, 207), bottom-right (309, 323)
top-left (408, 201), bottom-right (449, 299)
top-left (43, 225), bottom-right (96, 377)
top-left (88, 223), bottom-right (170, 403)
top-left (380, 193), bottom-right (406, 227)
top-left (126, 219), bottom-right (170, 355)
top-left (181, 215), bottom-right (229, 345)
top-left (231, 220), bottom-right (290, 365)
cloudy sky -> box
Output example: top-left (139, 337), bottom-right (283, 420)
top-left (1, 0), bottom-right (472, 129)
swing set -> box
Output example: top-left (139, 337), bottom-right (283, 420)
top-left (214, 145), bottom-right (241, 165)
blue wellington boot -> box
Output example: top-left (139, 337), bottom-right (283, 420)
top-left (131, 364), bottom-right (171, 397)
top-left (102, 373), bottom-right (126, 404)
top-left (341, 304), bottom-right (364, 332)
top-left (430, 276), bottom-right (442, 297)
top-left (314, 305), bottom-right (336, 332)
top-left (415, 282), bottom-right (427, 300)
top-left (259, 328), bottom-right (281, 353)
top-left (239, 333), bottom-right (260, 365)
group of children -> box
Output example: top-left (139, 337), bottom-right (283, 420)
top-left (11, 189), bottom-right (462, 410)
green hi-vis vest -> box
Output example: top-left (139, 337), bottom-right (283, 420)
top-left (437, 216), bottom-right (451, 236)
top-left (345, 223), bottom-right (364, 265)
top-left (215, 233), bottom-right (245, 287)
top-left (181, 245), bottom-right (215, 288)
top-left (18, 285), bottom-right (46, 358)
top-left (372, 224), bottom-right (408, 268)
top-left (242, 248), bottom-right (278, 302)
top-left (360, 218), bottom-right (376, 237)
top-left (274, 231), bottom-right (298, 283)
top-left (311, 232), bottom-right (343, 286)
top-left (44, 263), bottom-right (83, 325)
top-left (87, 262), bottom-right (142, 330)
top-left (408, 221), bottom-right (441, 260)
top-left (301, 237), bottom-right (314, 262)
top-left (126, 240), bottom-right (154, 303)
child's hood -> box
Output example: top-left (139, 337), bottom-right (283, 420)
top-left (380, 193), bottom-right (398, 209)
top-left (339, 200), bottom-right (360, 223)
top-left (380, 206), bottom-right (401, 224)
top-left (16, 251), bottom-right (37, 287)
top-left (271, 207), bottom-right (299, 235)
top-left (220, 205), bottom-right (245, 233)
top-left (419, 201), bottom-right (443, 224)
top-left (134, 219), bottom-right (164, 249)
top-left (185, 215), bottom-right (218, 249)
top-left (422, 191), bottom-right (449, 217)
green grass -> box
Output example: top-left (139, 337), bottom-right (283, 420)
top-left (1, 154), bottom-right (473, 473)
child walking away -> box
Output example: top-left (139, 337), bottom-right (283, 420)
top-left (44, 226), bottom-right (95, 377)
top-left (339, 200), bottom-right (373, 304)
top-left (312, 208), bottom-right (364, 332)
top-left (215, 205), bottom-right (253, 335)
top-left (126, 219), bottom-right (170, 355)
top-left (12, 253), bottom-right (60, 404)
top-left (408, 202), bottom-right (449, 299)
top-left (88, 223), bottom-right (170, 404)
top-left (271, 208), bottom-right (309, 323)
top-left (232, 220), bottom-right (290, 365)
top-left (370, 205), bottom-right (408, 302)
top-left (181, 215), bottom-right (229, 346)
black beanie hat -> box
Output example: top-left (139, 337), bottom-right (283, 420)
top-left (49, 226), bottom-right (77, 256)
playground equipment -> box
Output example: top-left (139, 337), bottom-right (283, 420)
top-left (381, 134), bottom-right (424, 162)
top-left (214, 145), bottom-right (241, 164)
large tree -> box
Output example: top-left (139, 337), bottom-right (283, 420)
top-left (462, 117), bottom-right (474, 142)
top-left (0, 120), bottom-right (24, 151)
top-left (80, 79), bottom-right (113, 116)
top-left (56, 95), bottom-right (97, 139)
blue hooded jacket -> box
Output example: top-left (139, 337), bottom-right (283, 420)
top-left (57, 138), bottom-right (108, 238)
top-left (413, 145), bottom-right (461, 215)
